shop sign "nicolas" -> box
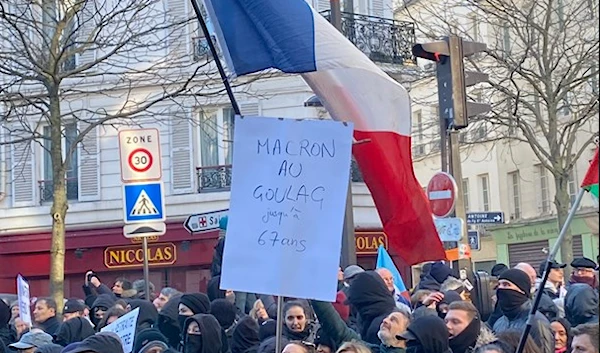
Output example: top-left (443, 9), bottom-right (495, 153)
top-left (104, 243), bottom-right (176, 269)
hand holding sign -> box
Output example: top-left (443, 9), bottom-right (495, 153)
top-left (220, 117), bottom-right (353, 302)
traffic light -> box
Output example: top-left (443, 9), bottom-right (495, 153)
top-left (412, 36), bottom-right (490, 129)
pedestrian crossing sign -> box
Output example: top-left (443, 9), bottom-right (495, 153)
top-left (123, 182), bottom-right (165, 223)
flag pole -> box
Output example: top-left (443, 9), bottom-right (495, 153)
top-left (189, 0), bottom-right (241, 115)
top-left (515, 187), bottom-right (586, 353)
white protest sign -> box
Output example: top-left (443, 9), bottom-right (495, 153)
top-left (16, 274), bottom-right (32, 326)
top-left (101, 307), bottom-right (139, 353)
top-left (220, 116), bottom-right (353, 301)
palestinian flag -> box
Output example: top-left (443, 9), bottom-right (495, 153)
top-left (581, 149), bottom-right (599, 198)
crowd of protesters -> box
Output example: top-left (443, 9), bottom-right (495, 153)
top-left (0, 223), bottom-right (598, 353)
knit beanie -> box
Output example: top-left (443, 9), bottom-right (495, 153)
top-left (210, 299), bottom-right (237, 329)
top-left (499, 269), bottom-right (532, 294)
top-left (491, 263), bottom-right (509, 277)
top-left (180, 293), bottom-right (211, 315)
top-left (133, 328), bottom-right (169, 353)
top-left (430, 262), bottom-right (454, 284)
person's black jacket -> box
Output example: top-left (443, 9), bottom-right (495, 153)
top-left (211, 236), bottom-right (226, 277)
top-left (537, 291), bottom-right (559, 321)
top-left (53, 317), bottom-right (95, 346)
top-left (492, 301), bottom-right (553, 353)
top-left (565, 283), bottom-right (599, 326)
top-left (0, 300), bottom-right (15, 349)
top-left (128, 299), bottom-right (159, 333)
top-left (156, 294), bottom-right (182, 348)
top-left (404, 316), bottom-right (451, 353)
top-left (37, 316), bottom-right (61, 335)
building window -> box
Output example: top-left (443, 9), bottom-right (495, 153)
top-left (536, 164), bottom-right (551, 213)
top-left (479, 174), bottom-right (490, 211)
top-left (414, 110), bottom-right (424, 142)
top-left (42, 123), bottom-right (79, 202)
top-left (462, 178), bottom-right (470, 212)
top-left (568, 168), bottom-right (578, 207)
top-left (198, 107), bottom-right (234, 167)
top-left (508, 171), bottom-right (521, 219)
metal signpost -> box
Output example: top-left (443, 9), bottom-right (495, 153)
top-left (118, 128), bottom-right (165, 300)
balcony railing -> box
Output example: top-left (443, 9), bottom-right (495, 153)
top-left (320, 11), bottom-right (416, 65)
top-left (38, 178), bottom-right (78, 204)
top-left (197, 162), bottom-right (363, 193)
top-left (196, 165), bottom-right (233, 193)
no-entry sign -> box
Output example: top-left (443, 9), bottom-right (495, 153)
top-left (427, 172), bottom-right (457, 218)
top-left (119, 129), bottom-right (162, 182)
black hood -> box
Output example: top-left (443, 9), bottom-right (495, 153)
top-left (53, 317), bottom-right (95, 346)
top-left (128, 299), bottom-right (159, 332)
top-left (565, 283), bottom-right (599, 326)
top-left (346, 271), bottom-right (396, 341)
top-left (90, 294), bottom-right (117, 326)
top-left (0, 300), bottom-right (9, 329)
top-left (404, 315), bottom-right (451, 353)
top-left (183, 314), bottom-right (223, 353)
top-left (156, 294), bottom-right (181, 348)
top-left (230, 317), bottom-right (260, 353)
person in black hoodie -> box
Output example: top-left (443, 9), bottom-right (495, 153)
top-left (0, 300), bottom-right (16, 349)
top-left (210, 299), bottom-right (239, 353)
top-left (156, 294), bottom-right (182, 349)
top-left (397, 315), bottom-right (452, 353)
top-left (178, 293), bottom-right (211, 330)
top-left (564, 283), bottom-right (599, 327)
top-left (415, 262), bottom-right (454, 291)
top-left (127, 299), bottom-right (159, 333)
top-left (53, 317), bottom-right (95, 346)
top-left (345, 271), bottom-right (397, 345)
top-left (89, 294), bottom-right (117, 329)
top-left (231, 316), bottom-right (260, 353)
top-left (183, 314), bottom-right (223, 353)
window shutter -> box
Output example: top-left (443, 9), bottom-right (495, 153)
top-left (318, 0), bottom-right (331, 11)
top-left (167, 0), bottom-right (189, 59)
top-left (11, 140), bottom-right (35, 207)
top-left (239, 102), bottom-right (261, 116)
top-left (534, 165), bottom-right (544, 212)
top-left (78, 122), bottom-right (100, 201)
top-left (370, 0), bottom-right (385, 17)
top-left (170, 116), bottom-right (194, 194)
top-left (77, 1), bottom-right (97, 65)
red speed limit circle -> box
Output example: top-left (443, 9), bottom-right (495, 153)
top-left (128, 148), bottom-right (153, 173)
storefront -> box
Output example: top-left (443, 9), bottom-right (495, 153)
top-left (492, 211), bottom-right (599, 267)
top-left (0, 227), bottom-right (410, 296)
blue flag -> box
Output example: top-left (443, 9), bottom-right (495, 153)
top-left (376, 245), bottom-right (407, 293)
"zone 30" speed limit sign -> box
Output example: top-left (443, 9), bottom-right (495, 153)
top-left (118, 128), bottom-right (162, 182)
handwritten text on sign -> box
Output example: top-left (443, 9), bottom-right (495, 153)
top-left (220, 117), bottom-right (353, 302)
top-left (101, 307), bottom-right (139, 353)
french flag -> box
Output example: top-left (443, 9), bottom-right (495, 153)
top-left (203, 0), bottom-right (446, 265)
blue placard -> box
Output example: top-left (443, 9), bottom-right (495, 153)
top-left (123, 182), bottom-right (165, 223)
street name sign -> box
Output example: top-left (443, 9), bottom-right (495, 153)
top-left (466, 212), bottom-right (504, 224)
top-left (119, 128), bottom-right (162, 182)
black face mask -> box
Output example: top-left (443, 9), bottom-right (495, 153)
top-left (179, 315), bottom-right (191, 334)
top-left (184, 334), bottom-right (203, 353)
top-left (497, 288), bottom-right (528, 318)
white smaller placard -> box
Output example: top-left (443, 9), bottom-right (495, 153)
top-left (101, 307), bottom-right (139, 353)
top-left (16, 274), bottom-right (32, 326)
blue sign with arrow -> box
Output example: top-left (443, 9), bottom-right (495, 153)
top-left (123, 182), bottom-right (165, 223)
top-left (466, 212), bottom-right (504, 224)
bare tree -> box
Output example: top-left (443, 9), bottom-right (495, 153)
top-left (398, 0), bottom-right (599, 272)
top-left (0, 0), bottom-right (258, 307)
